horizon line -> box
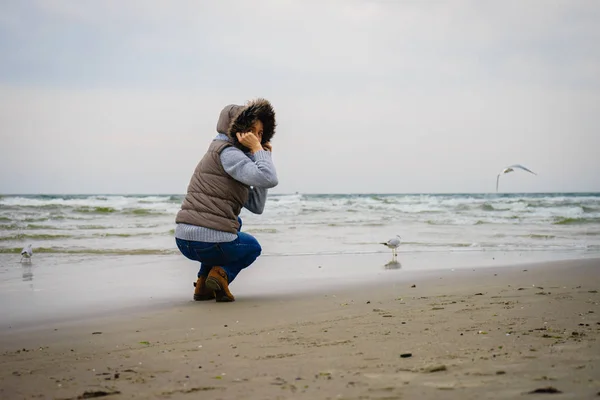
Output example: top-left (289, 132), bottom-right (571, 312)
top-left (1, 191), bottom-right (600, 196)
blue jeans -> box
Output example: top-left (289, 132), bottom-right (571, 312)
top-left (175, 218), bottom-right (262, 284)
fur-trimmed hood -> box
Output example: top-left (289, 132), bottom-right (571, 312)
top-left (215, 98), bottom-right (276, 152)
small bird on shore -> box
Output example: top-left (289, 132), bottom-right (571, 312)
top-left (20, 244), bottom-right (33, 263)
top-left (381, 235), bottom-right (401, 258)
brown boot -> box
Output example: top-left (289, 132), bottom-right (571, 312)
top-left (205, 267), bottom-right (235, 302)
top-left (193, 276), bottom-right (215, 301)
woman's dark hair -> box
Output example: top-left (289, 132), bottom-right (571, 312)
top-left (228, 98), bottom-right (276, 152)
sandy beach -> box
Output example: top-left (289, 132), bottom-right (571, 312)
top-left (1, 256), bottom-right (599, 399)
top-left (2, 0), bottom-right (600, 397)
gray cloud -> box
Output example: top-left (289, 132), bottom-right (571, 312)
top-left (0, 0), bottom-right (599, 194)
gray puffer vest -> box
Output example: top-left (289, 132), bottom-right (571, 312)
top-left (175, 140), bottom-right (249, 233)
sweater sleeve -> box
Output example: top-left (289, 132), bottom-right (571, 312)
top-left (220, 147), bottom-right (279, 189)
top-left (243, 186), bottom-right (268, 214)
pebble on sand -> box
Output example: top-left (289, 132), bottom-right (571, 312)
top-left (424, 365), bottom-right (447, 373)
top-left (528, 387), bottom-right (562, 394)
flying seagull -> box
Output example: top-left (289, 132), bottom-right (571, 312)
top-left (496, 164), bottom-right (537, 192)
top-left (20, 244), bottom-right (33, 263)
top-left (381, 235), bottom-right (401, 258)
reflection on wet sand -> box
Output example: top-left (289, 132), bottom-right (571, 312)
top-left (22, 265), bottom-right (34, 282)
top-left (22, 264), bottom-right (34, 290)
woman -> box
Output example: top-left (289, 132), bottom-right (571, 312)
top-left (175, 99), bottom-right (278, 302)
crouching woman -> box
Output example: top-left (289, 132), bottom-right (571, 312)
top-left (175, 99), bottom-right (278, 302)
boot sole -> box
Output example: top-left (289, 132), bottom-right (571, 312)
top-left (193, 294), bottom-right (214, 301)
top-left (193, 280), bottom-right (214, 301)
top-left (205, 277), bottom-right (235, 302)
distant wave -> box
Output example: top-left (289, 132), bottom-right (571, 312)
top-left (582, 206), bottom-right (600, 213)
top-left (1, 193), bottom-right (599, 256)
top-left (526, 234), bottom-right (556, 239)
top-left (480, 203), bottom-right (496, 211)
top-left (123, 208), bottom-right (168, 216)
top-left (553, 217), bottom-right (600, 225)
top-left (0, 233), bottom-right (73, 241)
top-left (0, 247), bottom-right (178, 255)
top-left (0, 231), bottom-right (171, 241)
top-left (74, 206), bottom-right (117, 213)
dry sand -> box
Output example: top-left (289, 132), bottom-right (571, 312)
top-left (1, 258), bottom-right (599, 399)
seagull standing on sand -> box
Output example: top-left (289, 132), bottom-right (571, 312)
top-left (20, 244), bottom-right (33, 263)
top-left (381, 235), bottom-right (401, 258)
top-left (496, 164), bottom-right (537, 192)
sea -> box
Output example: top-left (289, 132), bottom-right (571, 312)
top-left (2, 192), bottom-right (600, 329)
top-left (1, 192), bottom-right (599, 258)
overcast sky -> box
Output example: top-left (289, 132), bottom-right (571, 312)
top-left (1, 0), bottom-right (599, 194)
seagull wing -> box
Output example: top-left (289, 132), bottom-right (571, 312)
top-left (496, 174), bottom-right (500, 192)
top-left (508, 164), bottom-right (537, 175)
top-left (388, 237), bottom-right (400, 247)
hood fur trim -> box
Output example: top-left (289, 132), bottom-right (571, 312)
top-left (227, 98), bottom-right (276, 152)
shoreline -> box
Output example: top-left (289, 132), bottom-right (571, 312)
top-left (1, 250), bottom-right (598, 332)
top-left (1, 257), bottom-right (599, 399)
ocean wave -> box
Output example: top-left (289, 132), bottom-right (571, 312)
top-left (136, 196), bottom-right (174, 203)
top-left (480, 203), bottom-right (497, 211)
top-left (1, 194), bottom-right (599, 256)
top-left (92, 232), bottom-right (158, 238)
top-left (0, 223), bottom-right (79, 230)
top-left (26, 224), bottom-right (65, 230)
top-left (79, 225), bottom-right (111, 229)
top-left (25, 215), bottom-right (84, 221)
top-left (21, 217), bottom-right (54, 222)
top-left (0, 195), bottom-right (180, 215)
top-left (582, 206), bottom-right (600, 213)
top-left (264, 193), bottom-right (600, 218)
top-left (124, 208), bottom-right (170, 216)
top-left (92, 233), bottom-right (131, 238)
top-left (7, 204), bottom-right (172, 216)
top-left (125, 208), bottom-right (155, 215)
top-left (553, 217), bottom-right (600, 225)
top-left (427, 218), bottom-right (505, 226)
top-left (0, 247), bottom-right (178, 255)
top-left (526, 234), bottom-right (556, 239)
top-left (0, 224), bottom-right (21, 230)
top-left (426, 220), bottom-right (449, 225)
top-left (8, 204), bottom-right (64, 210)
top-left (74, 206), bottom-right (117, 213)
top-left (4, 193), bottom-right (599, 223)
top-left (0, 233), bottom-right (73, 241)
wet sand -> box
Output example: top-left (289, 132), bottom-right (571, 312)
top-left (0, 257), bottom-right (599, 399)
top-left (1, 250), bottom-right (595, 330)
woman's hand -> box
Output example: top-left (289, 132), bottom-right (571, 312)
top-left (236, 132), bottom-right (263, 153)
